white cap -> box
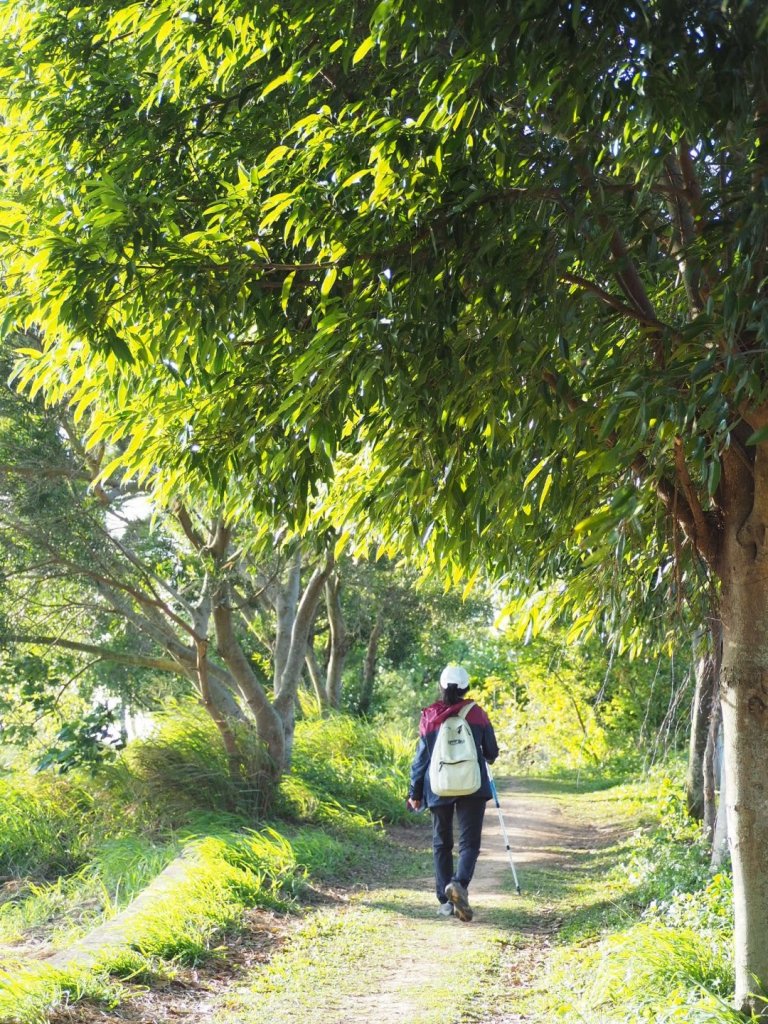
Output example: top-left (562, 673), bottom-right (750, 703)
top-left (439, 664), bottom-right (470, 690)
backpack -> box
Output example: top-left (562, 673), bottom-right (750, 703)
top-left (428, 702), bottom-right (481, 797)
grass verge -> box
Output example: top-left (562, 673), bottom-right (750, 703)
top-left (0, 708), bottom-right (419, 1023)
top-left (470, 770), bottom-right (749, 1024)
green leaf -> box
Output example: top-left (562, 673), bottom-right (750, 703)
top-left (707, 458), bottom-right (721, 496)
top-left (523, 457), bottom-right (550, 489)
top-left (321, 267), bottom-right (338, 296)
top-left (352, 37), bottom-right (374, 65)
top-left (281, 271), bottom-right (296, 314)
top-left (598, 403), bottom-right (621, 441)
top-left (539, 472), bottom-right (553, 510)
top-left (260, 65), bottom-right (297, 99)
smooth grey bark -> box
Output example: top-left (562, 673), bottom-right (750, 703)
top-left (358, 611), bottom-right (383, 716)
top-left (3, 634), bottom-right (186, 675)
top-left (195, 635), bottom-right (243, 784)
top-left (212, 577), bottom-right (286, 774)
top-left (711, 736), bottom-right (729, 871)
top-left (703, 683), bottom-right (722, 841)
top-left (304, 637), bottom-right (326, 707)
top-left (272, 557), bottom-right (334, 763)
top-left (717, 445), bottom-right (768, 1016)
top-left (190, 567), bottom-right (248, 788)
top-left (273, 550), bottom-right (301, 691)
top-left (687, 646), bottom-right (715, 821)
top-left (324, 574), bottom-right (348, 709)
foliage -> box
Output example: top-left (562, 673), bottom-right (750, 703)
top-left (123, 701), bottom-right (271, 819)
top-left (0, 963), bottom-right (123, 1024)
top-left (0, 774), bottom-right (97, 879)
top-left (0, 837), bottom-right (177, 948)
top-left (346, 595), bottom-right (515, 723)
top-left (471, 633), bottom-right (682, 774)
top-left (124, 831), bottom-right (297, 963)
top-left (0, 700), bottom-right (413, 886)
top-left (0, 700), bottom-right (418, 1020)
top-left (619, 771), bottom-right (714, 905)
top-left (497, 774), bottom-right (745, 1024)
top-left (556, 923), bottom-right (736, 1023)
top-left (4, 0), bottom-right (768, 1005)
top-left (2, 0), bottom-right (766, 609)
top-left (279, 710), bottom-right (412, 825)
top-left (329, 558), bottom-right (496, 712)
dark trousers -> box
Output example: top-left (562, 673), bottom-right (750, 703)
top-left (430, 794), bottom-right (487, 903)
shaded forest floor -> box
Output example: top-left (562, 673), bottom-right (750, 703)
top-left (44, 778), bottom-right (634, 1024)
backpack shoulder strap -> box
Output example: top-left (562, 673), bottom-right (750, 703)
top-left (456, 701), bottom-right (476, 720)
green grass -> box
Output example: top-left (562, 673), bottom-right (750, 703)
top-left (0, 836), bottom-right (179, 948)
top-left (470, 774), bottom-right (747, 1024)
top-left (0, 775), bottom-right (97, 879)
top-left (0, 707), bottom-right (417, 1022)
top-left (0, 963), bottom-right (124, 1024)
top-left (277, 714), bottom-right (413, 826)
top-left (1, 713), bottom-right (748, 1024)
top-left (218, 888), bottom-right (509, 1024)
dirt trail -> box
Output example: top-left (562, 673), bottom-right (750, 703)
top-left (45, 780), bottom-right (617, 1024)
top-left (209, 779), bottom-right (617, 1024)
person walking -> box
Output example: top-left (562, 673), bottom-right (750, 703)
top-left (407, 664), bottom-right (499, 922)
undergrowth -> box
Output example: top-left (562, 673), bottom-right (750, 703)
top-left (2, 708), bottom-right (749, 1024)
top-left (509, 771), bottom-right (749, 1024)
top-left (0, 703), bottom-right (415, 1023)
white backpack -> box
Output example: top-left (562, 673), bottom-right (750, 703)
top-left (428, 702), bottom-right (481, 797)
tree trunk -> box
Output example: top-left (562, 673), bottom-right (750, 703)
top-left (273, 557), bottom-right (334, 763)
top-left (273, 550), bottom-right (301, 691)
top-left (358, 611), bottom-right (383, 716)
top-left (194, 636), bottom-right (244, 794)
top-left (686, 632), bottom-right (716, 821)
top-left (718, 454), bottom-right (768, 1016)
top-left (212, 582), bottom-right (286, 775)
top-left (305, 637), bottom-right (326, 708)
top-left (711, 739), bottom-right (729, 871)
top-left (703, 682), bottom-right (722, 841)
top-left (324, 574), bottom-right (348, 709)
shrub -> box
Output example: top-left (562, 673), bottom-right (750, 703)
top-left (0, 775), bottom-right (94, 878)
top-left (280, 712), bottom-right (411, 826)
top-left (122, 701), bottom-right (270, 820)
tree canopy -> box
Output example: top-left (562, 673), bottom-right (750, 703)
top-left (4, 0), bottom-right (768, 1012)
top-left (0, 1), bottom-right (764, 575)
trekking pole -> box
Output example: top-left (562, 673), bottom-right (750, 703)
top-left (487, 764), bottom-right (522, 895)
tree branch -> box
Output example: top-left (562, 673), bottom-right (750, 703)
top-left (560, 272), bottom-right (665, 325)
top-left (541, 369), bottom-right (719, 564)
top-left (212, 578), bottom-right (285, 767)
top-left (673, 438), bottom-right (716, 556)
top-left (0, 462), bottom-right (89, 482)
top-left (174, 503), bottom-right (207, 551)
top-left (573, 155), bottom-right (665, 364)
top-left (274, 554), bottom-right (335, 717)
top-left (2, 634), bottom-right (185, 674)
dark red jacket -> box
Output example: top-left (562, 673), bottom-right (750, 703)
top-left (409, 698), bottom-right (499, 807)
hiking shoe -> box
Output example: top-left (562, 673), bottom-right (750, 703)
top-left (437, 902), bottom-right (454, 918)
top-left (445, 881), bottom-right (473, 922)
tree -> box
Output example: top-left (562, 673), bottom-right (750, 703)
top-left (0, 368), bottom-right (338, 799)
top-left (3, 0), bottom-right (768, 1010)
top-left (686, 619), bottom-right (721, 823)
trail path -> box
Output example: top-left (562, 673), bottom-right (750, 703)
top-left (45, 779), bottom-right (621, 1024)
top-left (211, 779), bottom-right (619, 1024)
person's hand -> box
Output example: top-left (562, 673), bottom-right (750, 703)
top-left (407, 797), bottom-right (422, 811)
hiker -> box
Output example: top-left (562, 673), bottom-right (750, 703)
top-left (407, 664), bottom-right (499, 922)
